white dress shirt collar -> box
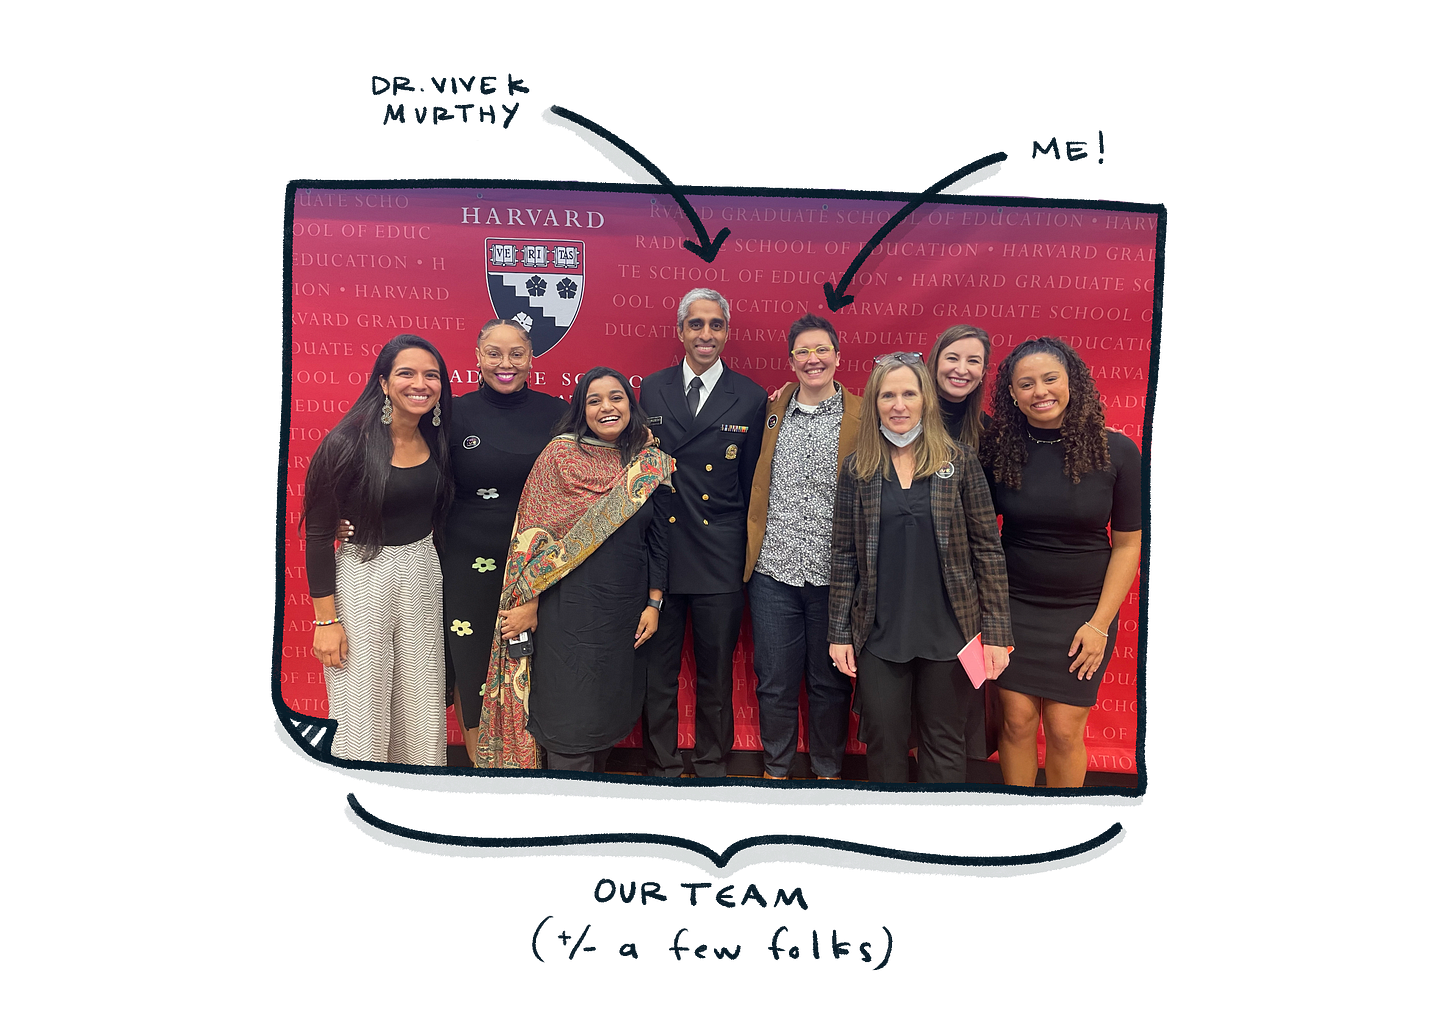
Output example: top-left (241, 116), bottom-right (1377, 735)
top-left (681, 357), bottom-right (724, 413)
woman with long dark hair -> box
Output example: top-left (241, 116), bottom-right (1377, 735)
top-left (478, 367), bottom-right (675, 772)
top-left (302, 335), bottom-right (454, 764)
top-left (981, 337), bottom-right (1143, 788)
top-left (828, 353), bottom-right (1013, 783)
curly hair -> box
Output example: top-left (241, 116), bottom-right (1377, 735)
top-left (981, 337), bottom-right (1109, 489)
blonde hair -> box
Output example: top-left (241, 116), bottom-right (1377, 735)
top-left (851, 356), bottom-right (961, 481)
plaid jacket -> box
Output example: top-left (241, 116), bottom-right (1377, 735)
top-left (828, 444), bottom-right (1013, 652)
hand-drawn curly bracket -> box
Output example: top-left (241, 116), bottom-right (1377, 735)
top-left (821, 148), bottom-right (1013, 308)
top-left (544, 101), bottom-right (733, 260)
top-left (340, 786), bottom-right (1124, 874)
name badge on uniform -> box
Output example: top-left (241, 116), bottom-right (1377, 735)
top-left (720, 424), bottom-right (749, 433)
top-left (646, 415), bottom-right (663, 425)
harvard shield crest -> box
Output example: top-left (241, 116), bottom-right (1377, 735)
top-left (484, 238), bottom-right (585, 356)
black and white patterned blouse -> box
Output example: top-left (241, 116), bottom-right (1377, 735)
top-left (755, 386), bottom-right (845, 587)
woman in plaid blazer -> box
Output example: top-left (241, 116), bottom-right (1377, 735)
top-left (828, 353), bottom-right (1014, 783)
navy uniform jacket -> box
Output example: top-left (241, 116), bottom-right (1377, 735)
top-left (639, 363), bottom-right (767, 595)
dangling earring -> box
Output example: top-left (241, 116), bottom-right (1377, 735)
top-left (432, 403), bottom-right (442, 426)
top-left (381, 396), bottom-right (393, 425)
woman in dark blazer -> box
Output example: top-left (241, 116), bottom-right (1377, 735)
top-left (828, 353), bottom-right (1014, 783)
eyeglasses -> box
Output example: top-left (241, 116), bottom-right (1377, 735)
top-left (874, 352), bottom-right (924, 366)
top-left (790, 344), bottom-right (836, 361)
top-left (480, 348), bottom-right (530, 366)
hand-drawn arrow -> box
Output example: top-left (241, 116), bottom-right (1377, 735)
top-left (549, 105), bottom-right (730, 263)
top-left (823, 151), bottom-right (1008, 311)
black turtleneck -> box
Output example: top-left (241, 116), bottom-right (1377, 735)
top-left (465, 383), bottom-right (566, 450)
top-left (940, 394), bottom-right (971, 441)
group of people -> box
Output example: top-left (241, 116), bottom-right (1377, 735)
top-left (301, 286), bottom-right (1142, 787)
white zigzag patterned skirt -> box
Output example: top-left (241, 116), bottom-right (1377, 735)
top-left (326, 535), bottom-right (447, 766)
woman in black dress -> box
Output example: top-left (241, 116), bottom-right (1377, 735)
top-left (441, 320), bottom-right (565, 764)
top-left (302, 335), bottom-right (454, 765)
top-left (344, 320), bottom-right (565, 764)
top-left (981, 337), bottom-right (1143, 788)
top-left (828, 353), bottom-right (1013, 783)
top-left (486, 367), bottom-right (674, 772)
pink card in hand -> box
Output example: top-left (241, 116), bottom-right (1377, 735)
top-left (958, 633), bottom-right (987, 689)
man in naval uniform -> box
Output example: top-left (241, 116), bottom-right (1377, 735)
top-left (637, 287), bottom-right (767, 777)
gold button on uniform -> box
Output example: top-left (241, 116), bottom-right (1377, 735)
top-left (705, 464), bottom-right (713, 471)
top-left (702, 519), bottom-right (709, 525)
top-left (669, 516), bottom-right (676, 523)
top-left (701, 494), bottom-right (709, 501)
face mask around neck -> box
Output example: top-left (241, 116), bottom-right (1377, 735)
top-left (880, 422), bottom-right (923, 447)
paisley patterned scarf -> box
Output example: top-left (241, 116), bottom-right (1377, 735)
top-left (475, 436), bottom-right (675, 768)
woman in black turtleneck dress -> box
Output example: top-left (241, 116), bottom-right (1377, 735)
top-left (440, 319), bottom-right (566, 764)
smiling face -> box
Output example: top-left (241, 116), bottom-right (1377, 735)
top-left (876, 365), bottom-right (924, 435)
top-left (379, 347), bottom-right (443, 421)
top-left (477, 325), bottom-right (532, 394)
top-left (789, 328), bottom-right (840, 398)
top-left (584, 376), bottom-right (631, 442)
top-left (936, 336), bottom-right (987, 404)
top-left (679, 298), bottom-right (729, 374)
top-left (1010, 351), bottom-right (1071, 429)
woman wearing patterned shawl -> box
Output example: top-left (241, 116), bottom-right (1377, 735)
top-left (475, 367), bottom-right (676, 771)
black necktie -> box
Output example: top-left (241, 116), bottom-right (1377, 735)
top-left (687, 376), bottom-right (703, 416)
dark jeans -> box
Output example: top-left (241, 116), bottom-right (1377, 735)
top-left (856, 651), bottom-right (971, 783)
top-left (748, 573), bottom-right (853, 777)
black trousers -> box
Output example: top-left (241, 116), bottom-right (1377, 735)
top-left (640, 591), bottom-right (744, 777)
top-left (544, 748), bottom-right (612, 773)
top-left (856, 651), bottom-right (972, 783)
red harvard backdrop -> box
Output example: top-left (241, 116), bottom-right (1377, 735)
top-left (281, 182), bottom-right (1159, 774)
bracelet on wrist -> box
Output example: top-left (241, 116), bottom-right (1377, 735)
top-left (646, 597), bottom-right (664, 611)
top-left (314, 618), bottom-right (341, 627)
top-left (1085, 620), bottom-right (1108, 637)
